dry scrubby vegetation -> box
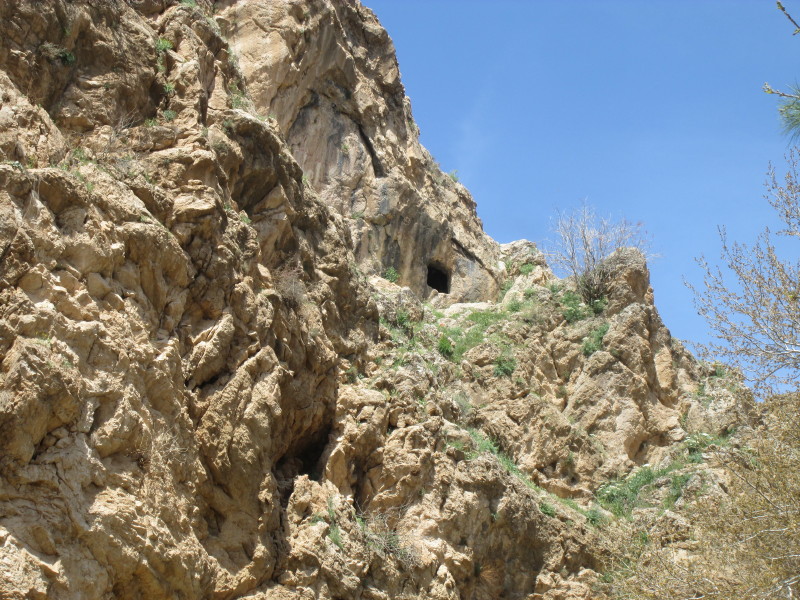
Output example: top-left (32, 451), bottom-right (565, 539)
top-left (603, 397), bottom-right (800, 599)
top-left (600, 159), bottom-right (800, 597)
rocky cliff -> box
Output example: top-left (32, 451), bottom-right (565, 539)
top-left (0, 1), bottom-right (746, 599)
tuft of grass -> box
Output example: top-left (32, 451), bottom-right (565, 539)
top-left (561, 290), bottom-right (589, 323)
top-left (539, 502), bottom-right (556, 517)
top-left (586, 505), bottom-right (606, 527)
top-left (163, 82), bottom-right (175, 95)
top-left (663, 473), bottom-right (692, 509)
top-left (596, 467), bottom-right (658, 517)
top-left (438, 334), bottom-right (454, 358)
top-left (383, 266), bottom-right (399, 283)
top-left (448, 169), bottom-right (459, 182)
top-left (155, 38), bottom-right (173, 53)
top-left (493, 355), bottom-right (516, 377)
top-left (58, 50), bottom-right (76, 65)
top-left (589, 297), bottom-right (608, 315)
top-left (507, 299), bottom-right (522, 312)
top-left (326, 498), bottom-right (343, 548)
top-left (519, 263), bottom-right (535, 275)
top-left (582, 322), bottom-right (610, 356)
top-left (163, 109), bottom-right (177, 122)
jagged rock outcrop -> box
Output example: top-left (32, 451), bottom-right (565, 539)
top-left (220, 0), bottom-right (503, 303)
top-left (0, 1), bottom-right (748, 599)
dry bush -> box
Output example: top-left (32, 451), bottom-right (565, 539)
top-left (690, 150), bottom-right (800, 397)
top-left (603, 396), bottom-right (800, 599)
top-left (546, 203), bottom-right (650, 303)
top-left (273, 263), bottom-right (306, 310)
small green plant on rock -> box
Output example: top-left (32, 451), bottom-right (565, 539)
top-left (326, 498), bottom-right (343, 549)
top-left (539, 502), bottom-right (556, 517)
top-left (493, 354), bottom-right (516, 377)
top-left (438, 334), bottom-right (454, 358)
top-left (155, 38), bottom-right (173, 53)
top-left (561, 290), bottom-right (589, 323)
top-left (519, 263), bottom-right (535, 275)
top-left (582, 323), bottom-right (610, 356)
top-left (383, 266), bottom-right (399, 283)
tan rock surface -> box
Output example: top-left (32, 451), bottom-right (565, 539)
top-left (0, 2), bottom-right (748, 599)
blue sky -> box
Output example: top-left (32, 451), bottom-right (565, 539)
top-left (366, 0), bottom-right (799, 350)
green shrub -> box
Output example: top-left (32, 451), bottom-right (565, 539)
top-left (383, 266), bottom-right (399, 283)
top-left (396, 310), bottom-right (410, 327)
top-left (467, 310), bottom-right (505, 327)
top-left (493, 355), bottom-right (516, 377)
top-left (155, 38), bottom-right (173, 53)
top-left (561, 290), bottom-right (589, 323)
top-left (180, 0), bottom-right (197, 6)
top-left (498, 280), bottom-right (513, 301)
top-left (163, 82), bottom-right (175, 95)
top-left (507, 299), bottom-right (522, 312)
top-left (448, 170), bottom-right (459, 182)
top-left (582, 323), bottom-right (610, 356)
top-left (163, 109), bottom-right (177, 122)
top-left (586, 505), bottom-right (606, 527)
top-left (519, 263), bottom-right (535, 275)
top-left (663, 473), bottom-right (692, 509)
top-left (438, 334), bottom-right (454, 358)
top-left (589, 297), bottom-right (608, 315)
top-left (596, 467), bottom-right (658, 517)
top-left (539, 502), bottom-right (556, 517)
top-left (58, 50), bottom-right (75, 65)
top-left (524, 287), bottom-right (537, 300)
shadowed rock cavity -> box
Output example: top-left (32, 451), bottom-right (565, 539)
top-left (427, 262), bottom-right (450, 293)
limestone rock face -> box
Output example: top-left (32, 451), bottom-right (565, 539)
top-left (0, 2), bottom-right (747, 600)
top-left (221, 0), bottom-right (503, 303)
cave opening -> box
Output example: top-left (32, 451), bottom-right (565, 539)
top-left (274, 427), bottom-right (331, 507)
top-left (427, 263), bottom-right (450, 294)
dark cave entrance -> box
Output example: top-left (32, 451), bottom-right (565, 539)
top-left (427, 263), bottom-right (450, 294)
top-left (274, 426), bottom-right (331, 507)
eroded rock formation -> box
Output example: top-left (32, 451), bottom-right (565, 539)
top-left (0, 1), bottom-right (747, 599)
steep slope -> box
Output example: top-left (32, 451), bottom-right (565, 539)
top-left (0, 1), bottom-right (748, 599)
top-left (218, 0), bottom-right (503, 302)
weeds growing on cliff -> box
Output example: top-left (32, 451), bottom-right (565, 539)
top-left (438, 309), bottom-right (508, 364)
top-left (274, 264), bottom-right (305, 309)
top-left (465, 428), bottom-right (539, 491)
top-left (539, 501), bottom-right (556, 517)
top-left (40, 42), bottom-right (75, 65)
top-left (228, 81), bottom-right (252, 110)
top-left (383, 266), bottom-right (399, 283)
top-left (493, 353), bottom-right (516, 377)
top-left (155, 38), bottom-right (173, 53)
top-left (582, 323), bottom-right (610, 356)
top-left (438, 334), bottom-right (454, 358)
top-left (560, 290), bottom-right (589, 323)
